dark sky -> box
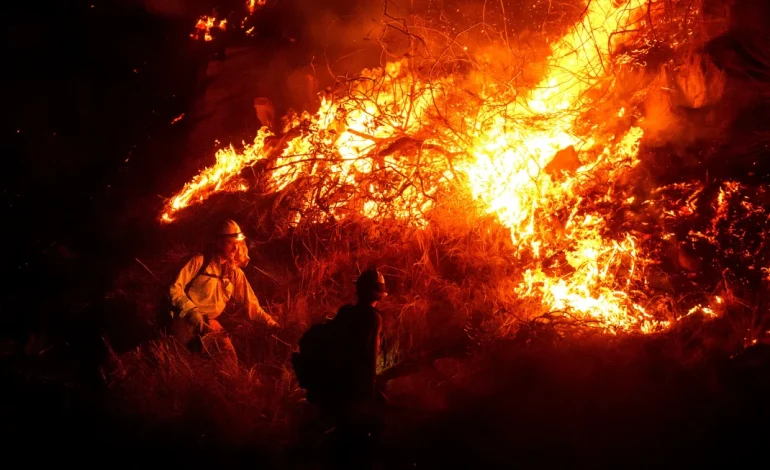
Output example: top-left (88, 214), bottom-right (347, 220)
top-left (2, 2), bottom-right (206, 317)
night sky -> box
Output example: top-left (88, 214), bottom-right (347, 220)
top-left (3, 2), bottom-right (206, 332)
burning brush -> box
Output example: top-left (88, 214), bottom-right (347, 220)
top-left (190, 0), bottom-right (267, 41)
top-left (161, 0), bottom-right (767, 336)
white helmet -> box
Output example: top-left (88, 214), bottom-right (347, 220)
top-left (217, 219), bottom-right (245, 241)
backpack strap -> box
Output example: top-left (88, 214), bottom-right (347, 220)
top-left (167, 252), bottom-right (216, 325)
top-left (183, 252), bottom-right (215, 294)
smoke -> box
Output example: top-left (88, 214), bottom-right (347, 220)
top-left (251, 0), bottom-right (388, 113)
top-left (641, 51), bottom-right (728, 147)
top-left (141, 0), bottom-right (186, 16)
top-left (180, 0), bottom-right (587, 118)
top-left (136, 0), bottom-right (207, 17)
top-left (639, 0), bottom-right (770, 179)
top-left (291, 0), bottom-right (386, 76)
top-left (183, 0), bottom-right (768, 172)
top-left (179, 1), bottom-right (392, 157)
top-left (242, 0), bottom-right (585, 111)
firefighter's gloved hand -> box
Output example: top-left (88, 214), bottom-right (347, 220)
top-left (187, 308), bottom-right (209, 334)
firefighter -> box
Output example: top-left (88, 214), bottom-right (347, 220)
top-left (169, 219), bottom-right (279, 370)
top-left (333, 268), bottom-right (386, 407)
top-left (326, 268), bottom-right (387, 468)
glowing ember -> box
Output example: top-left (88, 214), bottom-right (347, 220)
top-left (164, 0), bottom-right (730, 332)
top-left (247, 0), bottom-right (266, 15)
top-left (191, 1), bottom-right (266, 41)
top-left (191, 16), bottom-right (227, 42)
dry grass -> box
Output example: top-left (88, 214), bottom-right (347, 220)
top-left (105, 336), bottom-right (302, 449)
top-left (105, 184), bottom-right (559, 451)
top-left (104, 119), bottom-right (770, 449)
top-left (104, 181), bottom-right (770, 454)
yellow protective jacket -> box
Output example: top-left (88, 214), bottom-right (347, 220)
top-left (169, 254), bottom-right (272, 324)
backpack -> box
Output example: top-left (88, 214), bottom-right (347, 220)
top-left (291, 317), bottom-right (343, 404)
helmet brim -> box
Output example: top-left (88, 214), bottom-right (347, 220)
top-left (219, 233), bottom-right (245, 241)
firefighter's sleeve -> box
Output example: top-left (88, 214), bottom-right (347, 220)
top-left (169, 255), bottom-right (203, 319)
top-left (233, 268), bottom-right (273, 324)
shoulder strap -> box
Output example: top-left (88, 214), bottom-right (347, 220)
top-left (167, 253), bottom-right (215, 320)
top-left (200, 252), bottom-right (213, 279)
top-left (184, 252), bottom-right (214, 292)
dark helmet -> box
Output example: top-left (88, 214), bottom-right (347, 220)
top-left (356, 268), bottom-right (387, 301)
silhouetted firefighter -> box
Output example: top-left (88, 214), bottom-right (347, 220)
top-left (168, 219), bottom-right (279, 371)
top-left (292, 268), bottom-right (387, 468)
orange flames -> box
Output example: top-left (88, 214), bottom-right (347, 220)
top-left (192, 1), bottom-right (266, 41)
top-left (191, 16), bottom-right (227, 42)
top-left (247, 0), bottom-right (266, 15)
top-left (165, 0), bottom-right (720, 332)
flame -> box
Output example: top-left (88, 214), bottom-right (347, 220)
top-left (247, 0), bottom-right (266, 15)
top-left (191, 1), bottom-right (266, 41)
top-left (164, 0), bottom-right (714, 332)
top-left (162, 128), bottom-right (274, 219)
top-left (455, 0), bottom-right (652, 330)
top-left (191, 16), bottom-right (227, 42)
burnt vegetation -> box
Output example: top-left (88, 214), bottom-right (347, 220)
top-left (3, 0), bottom-right (770, 467)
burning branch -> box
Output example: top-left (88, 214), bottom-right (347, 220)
top-left (161, 0), bottom-right (739, 334)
